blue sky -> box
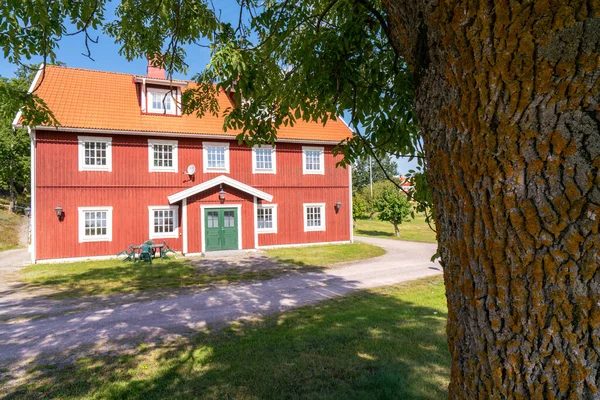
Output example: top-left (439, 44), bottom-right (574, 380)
top-left (0, 1), bottom-right (418, 174)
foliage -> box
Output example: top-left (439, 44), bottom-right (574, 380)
top-left (352, 154), bottom-right (398, 192)
top-left (0, 0), bottom-right (432, 221)
top-left (0, 71), bottom-right (31, 210)
top-left (0, 123), bottom-right (29, 198)
top-left (3, 277), bottom-right (450, 399)
top-left (352, 192), bottom-right (367, 223)
top-left (356, 180), bottom-right (396, 219)
top-left (376, 182), bottom-right (412, 237)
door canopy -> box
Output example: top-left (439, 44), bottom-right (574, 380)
top-left (167, 175), bottom-right (274, 204)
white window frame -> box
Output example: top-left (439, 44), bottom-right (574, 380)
top-left (148, 205), bottom-right (179, 239)
top-left (302, 146), bottom-right (325, 175)
top-left (203, 142), bottom-right (230, 173)
top-left (147, 88), bottom-right (177, 115)
top-left (252, 145), bottom-right (276, 174)
top-left (148, 139), bottom-right (178, 173)
top-left (256, 204), bottom-right (278, 234)
top-left (303, 203), bottom-right (326, 232)
top-left (78, 206), bottom-right (113, 243)
top-left (78, 136), bottom-right (112, 172)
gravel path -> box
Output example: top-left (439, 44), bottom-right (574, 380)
top-left (0, 237), bottom-right (441, 365)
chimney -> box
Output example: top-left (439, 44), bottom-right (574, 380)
top-left (147, 55), bottom-right (165, 79)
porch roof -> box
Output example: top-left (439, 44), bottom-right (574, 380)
top-left (167, 175), bottom-right (274, 204)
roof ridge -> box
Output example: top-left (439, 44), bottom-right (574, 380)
top-left (45, 64), bottom-right (194, 83)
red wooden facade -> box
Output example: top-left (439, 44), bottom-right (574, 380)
top-left (34, 131), bottom-right (351, 260)
top-left (20, 65), bottom-right (352, 262)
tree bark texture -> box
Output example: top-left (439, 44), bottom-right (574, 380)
top-left (383, 0), bottom-right (600, 398)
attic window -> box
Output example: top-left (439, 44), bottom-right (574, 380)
top-left (147, 88), bottom-right (177, 115)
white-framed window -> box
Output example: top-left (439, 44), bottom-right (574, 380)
top-left (303, 203), bottom-right (326, 232)
top-left (147, 88), bottom-right (177, 115)
top-left (148, 139), bottom-right (178, 172)
top-left (203, 142), bottom-right (230, 173)
top-left (256, 204), bottom-right (278, 233)
top-left (252, 145), bottom-right (276, 174)
top-left (78, 207), bottom-right (113, 243)
top-left (302, 146), bottom-right (325, 175)
top-left (148, 205), bottom-right (179, 239)
top-left (78, 136), bottom-right (112, 172)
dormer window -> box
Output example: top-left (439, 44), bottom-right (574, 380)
top-left (148, 88), bottom-right (177, 115)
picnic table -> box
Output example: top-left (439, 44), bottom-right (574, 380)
top-left (132, 242), bottom-right (164, 259)
top-left (117, 240), bottom-right (177, 263)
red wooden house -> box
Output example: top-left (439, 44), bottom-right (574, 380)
top-left (15, 64), bottom-right (353, 262)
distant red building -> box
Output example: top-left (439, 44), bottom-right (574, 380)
top-left (15, 64), bottom-right (353, 262)
top-left (398, 175), bottom-right (413, 190)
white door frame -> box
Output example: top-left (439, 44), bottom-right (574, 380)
top-left (200, 204), bottom-right (243, 253)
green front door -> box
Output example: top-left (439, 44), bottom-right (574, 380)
top-left (204, 208), bottom-right (239, 251)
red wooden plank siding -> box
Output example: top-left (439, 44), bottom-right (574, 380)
top-left (35, 130), bottom-right (350, 260)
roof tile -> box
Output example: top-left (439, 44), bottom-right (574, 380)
top-left (32, 66), bottom-right (352, 142)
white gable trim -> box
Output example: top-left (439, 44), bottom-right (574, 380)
top-left (28, 127), bottom-right (345, 145)
top-left (12, 64), bottom-right (45, 128)
top-left (168, 175), bottom-right (274, 204)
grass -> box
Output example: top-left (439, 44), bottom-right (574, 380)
top-left (265, 242), bottom-right (386, 267)
top-left (21, 259), bottom-right (277, 298)
top-left (0, 207), bottom-right (25, 252)
top-left (3, 276), bottom-right (450, 400)
top-left (354, 214), bottom-right (437, 243)
top-left (21, 243), bottom-right (385, 298)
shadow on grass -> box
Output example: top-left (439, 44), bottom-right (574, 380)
top-left (20, 256), bottom-right (319, 299)
top-left (0, 256), bottom-right (326, 324)
top-left (3, 279), bottom-right (450, 400)
top-left (355, 229), bottom-right (396, 238)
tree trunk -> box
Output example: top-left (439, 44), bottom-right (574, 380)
top-left (8, 175), bottom-right (15, 214)
top-left (384, 0), bottom-right (600, 397)
top-left (393, 221), bottom-right (399, 237)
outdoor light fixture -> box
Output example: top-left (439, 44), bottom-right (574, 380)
top-left (335, 201), bottom-right (342, 211)
top-left (218, 184), bottom-right (226, 201)
top-left (54, 206), bottom-right (63, 221)
top-left (24, 207), bottom-right (31, 217)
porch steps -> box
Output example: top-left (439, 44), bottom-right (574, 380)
top-left (202, 249), bottom-right (247, 258)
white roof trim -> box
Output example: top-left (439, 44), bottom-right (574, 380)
top-left (133, 75), bottom-right (188, 87)
top-left (26, 126), bottom-right (344, 145)
top-left (168, 175), bottom-right (274, 204)
top-left (12, 64), bottom-right (45, 128)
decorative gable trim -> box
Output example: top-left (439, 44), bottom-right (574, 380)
top-left (168, 175), bottom-right (274, 204)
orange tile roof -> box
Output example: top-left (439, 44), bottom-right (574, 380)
top-left (29, 65), bottom-right (352, 143)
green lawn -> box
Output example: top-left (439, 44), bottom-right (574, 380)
top-left (265, 242), bottom-right (386, 267)
top-left (0, 208), bottom-right (25, 252)
top-left (21, 259), bottom-right (278, 298)
top-left (3, 276), bottom-right (450, 399)
top-left (354, 214), bottom-right (437, 243)
top-left (21, 243), bottom-right (385, 298)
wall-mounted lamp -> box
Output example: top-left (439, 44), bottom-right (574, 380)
top-left (55, 206), bottom-right (64, 221)
top-left (219, 184), bottom-right (226, 202)
top-left (24, 207), bottom-right (31, 217)
top-left (335, 201), bottom-right (342, 212)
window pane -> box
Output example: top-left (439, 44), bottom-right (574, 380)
top-left (84, 210), bottom-right (108, 237)
top-left (207, 146), bottom-right (226, 169)
top-left (255, 148), bottom-right (273, 170)
top-left (306, 206), bottom-right (322, 228)
top-left (224, 211), bottom-right (235, 227)
top-left (208, 211), bottom-right (219, 228)
top-left (83, 141), bottom-right (108, 167)
top-left (152, 209), bottom-right (175, 235)
top-left (152, 143), bottom-right (174, 169)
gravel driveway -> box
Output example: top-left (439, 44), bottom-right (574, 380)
top-left (0, 237), bottom-right (441, 365)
